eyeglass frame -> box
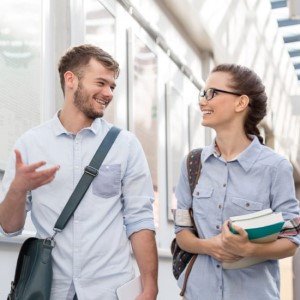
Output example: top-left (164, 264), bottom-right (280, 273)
top-left (199, 88), bottom-right (242, 102)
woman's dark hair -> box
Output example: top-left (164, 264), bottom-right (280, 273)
top-left (58, 44), bottom-right (120, 95)
top-left (212, 64), bottom-right (267, 144)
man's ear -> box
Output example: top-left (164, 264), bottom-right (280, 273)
top-left (64, 71), bottom-right (78, 91)
top-left (235, 95), bottom-right (250, 112)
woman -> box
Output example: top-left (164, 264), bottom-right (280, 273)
top-left (175, 64), bottom-right (300, 300)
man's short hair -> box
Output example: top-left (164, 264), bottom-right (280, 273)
top-left (58, 44), bottom-right (120, 94)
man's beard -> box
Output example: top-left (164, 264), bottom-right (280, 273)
top-left (73, 82), bottom-right (104, 119)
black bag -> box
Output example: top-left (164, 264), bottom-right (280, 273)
top-left (171, 148), bottom-right (202, 296)
top-left (8, 238), bottom-right (54, 300)
top-left (7, 127), bottom-right (121, 300)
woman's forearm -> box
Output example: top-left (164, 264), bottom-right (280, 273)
top-left (245, 238), bottom-right (298, 259)
top-left (176, 230), bottom-right (209, 254)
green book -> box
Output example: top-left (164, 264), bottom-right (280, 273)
top-left (222, 209), bottom-right (285, 269)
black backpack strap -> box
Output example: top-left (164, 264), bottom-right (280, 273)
top-left (186, 148), bottom-right (202, 195)
top-left (185, 148), bottom-right (203, 232)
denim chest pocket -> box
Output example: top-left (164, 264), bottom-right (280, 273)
top-left (192, 186), bottom-right (213, 218)
top-left (231, 197), bottom-right (263, 213)
top-left (92, 164), bottom-right (121, 198)
top-left (193, 187), bottom-right (213, 199)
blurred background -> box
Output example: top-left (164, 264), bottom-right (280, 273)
top-left (0, 0), bottom-right (299, 299)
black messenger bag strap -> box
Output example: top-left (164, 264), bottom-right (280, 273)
top-left (54, 126), bottom-right (121, 232)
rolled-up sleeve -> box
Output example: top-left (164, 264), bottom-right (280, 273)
top-left (121, 136), bottom-right (155, 238)
top-left (174, 156), bottom-right (194, 234)
top-left (271, 158), bottom-right (300, 245)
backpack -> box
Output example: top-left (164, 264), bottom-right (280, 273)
top-left (171, 148), bottom-right (202, 296)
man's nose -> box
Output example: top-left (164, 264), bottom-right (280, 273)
top-left (103, 86), bottom-right (113, 99)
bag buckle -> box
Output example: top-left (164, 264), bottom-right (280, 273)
top-left (43, 237), bottom-right (55, 248)
top-left (84, 165), bottom-right (99, 177)
top-left (43, 229), bottom-right (59, 248)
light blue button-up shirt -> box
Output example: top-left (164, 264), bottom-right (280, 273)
top-left (0, 114), bottom-right (155, 300)
top-left (175, 136), bottom-right (300, 300)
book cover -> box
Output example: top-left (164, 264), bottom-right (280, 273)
top-left (116, 276), bottom-right (142, 300)
top-left (222, 209), bottom-right (285, 269)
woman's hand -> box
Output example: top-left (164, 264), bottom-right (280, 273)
top-left (221, 221), bottom-right (254, 257)
top-left (206, 233), bottom-right (243, 262)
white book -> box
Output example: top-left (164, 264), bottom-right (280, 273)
top-left (116, 276), bottom-right (142, 300)
top-left (229, 208), bottom-right (283, 229)
top-left (222, 209), bottom-right (285, 269)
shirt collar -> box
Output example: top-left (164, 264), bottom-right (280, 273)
top-left (202, 135), bottom-right (263, 172)
top-left (202, 141), bottom-right (219, 163)
top-left (235, 135), bottom-right (262, 172)
top-left (50, 111), bottom-right (102, 136)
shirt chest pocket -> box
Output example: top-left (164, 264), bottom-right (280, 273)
top-left (92, 164), bottom-right (121, 198)
top-left (192, 186), bottom-right (214, 219)
top-left (231, 197), bottom-right (263, 215)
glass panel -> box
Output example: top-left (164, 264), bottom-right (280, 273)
top-left (166, 83), bottom-right (189, 220)
top-left (0, 0), bottom-right (42, 169)
top-left (189, 102), bottom-right (206, 150)
top-left (131, 35), bottom-right (159, 226)
top-left (84, 0), bottom-right (116, 123)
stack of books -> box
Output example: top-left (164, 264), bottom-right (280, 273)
top-left (222, 208), bottom-right (285, 269)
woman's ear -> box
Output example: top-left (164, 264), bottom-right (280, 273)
top-left (235, 95), bottom-right (250, 112)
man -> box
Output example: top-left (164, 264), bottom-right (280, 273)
top-left (0, 44), bottom-right (158, 300)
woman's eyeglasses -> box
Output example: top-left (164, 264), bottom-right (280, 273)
top-left (199, 88), bottom-right (242, 102)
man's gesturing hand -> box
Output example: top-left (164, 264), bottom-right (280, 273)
top-left (11, 150), bottom-right (60, 193)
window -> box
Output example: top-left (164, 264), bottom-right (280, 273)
top-left (84, 0), bottom-right (116, 123)
top-left (189, 102), bottom-right (206, 150)
top-left (0, 0), bottom-right (42, 169)
top-left (128, 33), bottom-right (159, 225)
top-left (165, 83), bottom-right (189, 219)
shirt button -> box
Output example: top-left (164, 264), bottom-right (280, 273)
top-left (216, 225), bottom-right (220, 229)
top-left (246, 202), bottom-right (250, 207)
top-left (196, 191), bottom-right (199, 196)
top-left (223, 183), bottom-right (226, 187)
top-left (218, 204), bottom-right (222, 209)
top-left (216, 264), bottom-right (220, 268)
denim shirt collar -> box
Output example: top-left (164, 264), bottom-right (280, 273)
top-left (202, 135), bottom-right (263, 172)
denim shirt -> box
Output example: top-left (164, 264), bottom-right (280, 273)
top-left (0, 114), bottom-right (155, 300)
top-left (175, 136), bottom-right (300, 300)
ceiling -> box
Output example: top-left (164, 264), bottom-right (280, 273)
top-left (271, 0), bottom-right (300, 81)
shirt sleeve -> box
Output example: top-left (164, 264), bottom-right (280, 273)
top-left (278, 216), bottom-right (300, 238)
top-left (270, 158), bottom-right (300, 245)
top-left (0, 138), bottom-right (31, 236)
top-left (121, 135), bottom-right (155, 238)
top-left (174, 156), bottom-right (194, 234)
